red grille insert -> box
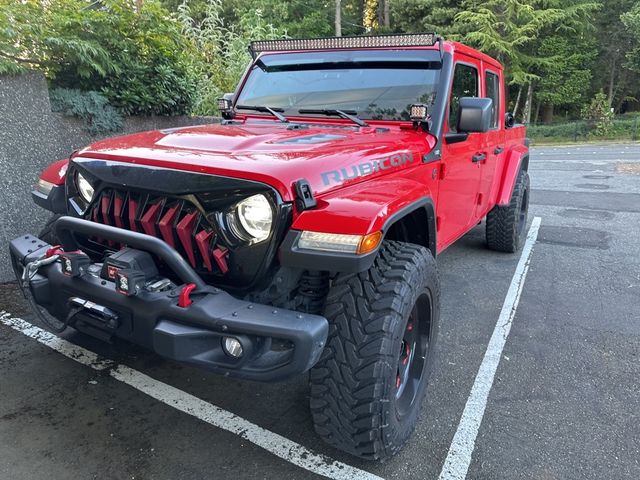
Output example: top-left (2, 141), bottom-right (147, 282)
top-left (113, 194), bottom-right (125, 229)
top-left (176, 211), bottom-right (198, 267)
top-left (140, 202), bottom-right (162, 237)
top-left (88, 190), bottom-right (226, 274)
top-left (195, 230), bottom-right (214, 272)
top-left (158, 204), bottom-right (180, 248)
top-left (128, 197), bottom-right (139, 232)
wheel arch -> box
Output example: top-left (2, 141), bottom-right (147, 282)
top-left (382, 197), bottom-right (437, 258)
top-left (280, 178), bottom-right (438, 273)
top-left (496, 146), bottom-right (529, 206)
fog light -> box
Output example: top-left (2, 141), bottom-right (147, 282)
top-left (222, 337), bottom-right (243, 358)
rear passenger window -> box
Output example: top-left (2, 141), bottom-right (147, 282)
top-left (449, 63), bottom-right (478, 132)
top-left (485, 71), bottom-right (500, 129)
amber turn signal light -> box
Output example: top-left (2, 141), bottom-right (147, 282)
top-left (357, 231), bottom-right (383, 255)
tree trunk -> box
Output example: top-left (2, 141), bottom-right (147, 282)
top-left (384, 0), bottom-right (390, 28)
top-left (335, 0), bottom-right (342, 36)
top-left (541, 104), bottom-right (554, 124)
top-left (523, 83), bottom-right (533, 124)
top-left (614, 70), bottom-right (628, 114)
top-left (608, 57), bottom-right (616, 108)
top-left (136, 0), bottom-right (143, 13)
top-left (513, 85), bottom-right (523, 120)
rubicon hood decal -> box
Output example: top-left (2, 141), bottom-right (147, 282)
top-left (321, 152), bottom-right (415, 186)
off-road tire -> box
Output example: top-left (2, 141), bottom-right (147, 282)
top-left (39, 214), bottom-right (62, 245)
top-left (486, 169), bottom-right (530, 253)
top-left (309, 241), bottom-right (440, 460)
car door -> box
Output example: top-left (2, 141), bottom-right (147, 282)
top-left (476, 66), bottom-right (505, 217)
top-left (437, 57), bottom-right (483, 248)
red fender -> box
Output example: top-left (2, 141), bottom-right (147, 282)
top-left (291, 175), bottom-right (434, 235)
top-left (496, 146), bottom-right (528, 206)
top-left (40, 159), bottom-right (69, 185)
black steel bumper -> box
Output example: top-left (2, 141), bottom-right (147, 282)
top-left (9, 217), bottom-right (328, 382)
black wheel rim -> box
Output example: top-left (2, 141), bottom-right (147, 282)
top-left (395, 291), bottom-right (432, 417)
top-left (518, 186), bottom-right (529, 235)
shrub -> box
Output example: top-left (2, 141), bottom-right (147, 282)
top-left (0, 0), bottom-right (113, 78)
top-left (0, 0), bottom-right (197, 116)
top-left (91, 1), bottom-right (197, 116)
top-left (50, 88), bottom-right (123, 134)
top-left (581, 90), bottom-right (614, 137)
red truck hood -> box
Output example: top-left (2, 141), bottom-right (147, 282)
top-left (77, 120), bottom-right (435, 202)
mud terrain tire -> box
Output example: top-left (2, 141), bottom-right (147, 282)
top-left (486, 169), bottom-right (530, 253)
top-left (309, 241), bottom-right (440, 460)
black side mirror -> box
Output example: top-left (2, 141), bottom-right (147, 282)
top-left (457, 97), bottom-right (493, 133)
top-left (505, 112), bottom-right (515, 129)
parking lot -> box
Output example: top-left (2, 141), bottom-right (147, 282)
top-left (1, 143), bottom-right (639, 480)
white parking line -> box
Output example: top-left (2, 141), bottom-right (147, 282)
top-left (438, 216), bottom-right (542, 480)
top-left (0, 313), bottom-right (383, 480)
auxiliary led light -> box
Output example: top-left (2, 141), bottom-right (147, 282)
top-left (250, 33), bottom-right (438, 57)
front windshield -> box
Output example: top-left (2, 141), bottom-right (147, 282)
top-left (236, 50), bottom-right (442, 121)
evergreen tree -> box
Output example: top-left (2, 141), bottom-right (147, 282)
top-left (389, 0), bottom-right (463, 34)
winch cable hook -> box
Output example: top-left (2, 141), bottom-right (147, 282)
top-left (20, 254), bottom-right (71, 334)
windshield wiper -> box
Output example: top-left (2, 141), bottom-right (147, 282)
top-left (298, 109), bottom-right (369, 127)
top-left (236, 105), bottom-right (289, 123)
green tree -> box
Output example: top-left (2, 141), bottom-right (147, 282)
top-left (0, 0), bottom-right (113, 78)
top-left (389, 0), bottom-right (463, 34)
top-left (591, 0), bottom-right (638, 110)
top-left (621, 3), bottom-right (640, 72)
top-left (0, 0), bottom-right (197, 116)
top-left (453, 0), bottom-right (599, 121)
top-left (535, 36), bottom-right (596, 122)
top-left (177, 0), bottom-right (284, 115)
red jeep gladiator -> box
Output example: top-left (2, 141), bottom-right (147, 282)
top-left (10, 33), bottom-right (529, 460)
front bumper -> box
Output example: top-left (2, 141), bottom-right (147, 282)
top-left (9, 217), bottom-right (328, 382)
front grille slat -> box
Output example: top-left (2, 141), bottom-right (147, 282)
top-left (176, 210), bottom-right (198, 268)
top-left (140, 201), bottom-right (162, 237)
top-left (195, 229), bottom-right (214, 272)
top-left (113, 194), bottom-right (125, 229)
top-left (158, 203), bottom-right (181, 248)
top-left (128, 196), bottom-right (139, 232)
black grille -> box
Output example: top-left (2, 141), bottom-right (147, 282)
top-left (86, 189), bottom-right (228, 275)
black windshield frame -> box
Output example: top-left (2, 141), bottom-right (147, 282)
top-left (235, 49), bottom-right (444, 124)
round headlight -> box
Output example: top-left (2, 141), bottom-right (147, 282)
top-left (232, 194), bottom-right (273, 243)
top-left (75, 172), bottom-right (94, 203)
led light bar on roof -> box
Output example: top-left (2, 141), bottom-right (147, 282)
top-left (249, 33), bottom-right (439, 58)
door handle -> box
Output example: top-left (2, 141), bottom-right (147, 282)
top-left (494, 146), bottom-right (504, 154)
top-left (472, 153), bottom-right (486, 163)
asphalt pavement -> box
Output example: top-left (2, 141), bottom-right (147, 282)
top-left (1, 142), bottom-right (639, 480)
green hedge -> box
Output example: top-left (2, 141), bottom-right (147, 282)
top-left (528, 113), bottom-right (640, 143)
